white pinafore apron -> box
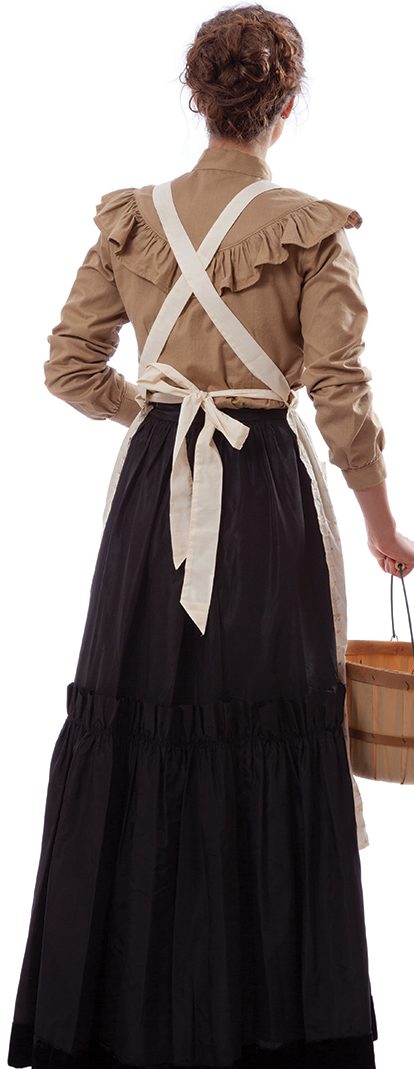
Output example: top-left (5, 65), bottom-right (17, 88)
top-left (101, 178), bottom-right (369, 851)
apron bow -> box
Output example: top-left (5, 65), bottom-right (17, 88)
top-left (135, 361), bottom-right (251, 633)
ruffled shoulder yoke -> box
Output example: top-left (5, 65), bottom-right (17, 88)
top-left (93, 185), bottom-right (363, 295)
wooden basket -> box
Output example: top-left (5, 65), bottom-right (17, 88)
top-left (345, 565), bottom-right (414, 783)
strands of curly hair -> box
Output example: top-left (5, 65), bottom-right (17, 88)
top-left (179, 4), bottom-right (306, 144)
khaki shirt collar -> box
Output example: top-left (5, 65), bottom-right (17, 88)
top-left (192, 144), bottom-right (273, 181)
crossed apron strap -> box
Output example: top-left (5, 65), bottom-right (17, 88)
top-left (139, 179), bottom-right (276, 372)
top-left (139, 179), bottom-right (292, 403)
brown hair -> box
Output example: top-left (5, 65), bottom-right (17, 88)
top-left (179, 4), bottom-right (307, 144)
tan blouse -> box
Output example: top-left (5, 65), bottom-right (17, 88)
top-left (44, 144), bottom-right (386, 491)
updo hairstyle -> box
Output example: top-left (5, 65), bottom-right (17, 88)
top-left (180, 4), bottom-right (307, 144)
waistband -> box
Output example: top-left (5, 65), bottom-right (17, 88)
top-left (150, 400), bottom-right (288, 424)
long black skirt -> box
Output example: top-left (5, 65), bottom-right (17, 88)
top-left (7, 402), bottom-right (378, 1069)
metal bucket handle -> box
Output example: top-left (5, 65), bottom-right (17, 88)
top-left (391, 564), bottom-right (414, 657)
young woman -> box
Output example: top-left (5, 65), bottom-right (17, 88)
top-left (7, 5), bottom-right (414, 1068)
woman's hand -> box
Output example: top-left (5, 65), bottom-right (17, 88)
top-left (366, 530), bottom-right (414, 577)
top-left (352, 481), bottom-right (414, 577)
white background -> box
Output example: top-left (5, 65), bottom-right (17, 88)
top-left (1, 2), bottom-right (413, 1067)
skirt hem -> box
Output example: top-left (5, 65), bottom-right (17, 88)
top-left (7, 1020), bottom-right (378, 1069)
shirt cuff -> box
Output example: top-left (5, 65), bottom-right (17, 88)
top-left (341, 454), bottom-right (387, 490)
top-left (110, 381), bottom-right (142, 427)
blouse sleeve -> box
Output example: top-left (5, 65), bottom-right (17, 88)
top-left (44, 231), bottom-right (142, 427)
top-left (297, 228), bottom-right (387, 490)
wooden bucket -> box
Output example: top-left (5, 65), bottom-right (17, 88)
top-left (345, 566), bottom-right (414, 783)
top-left (345, 639), bottom-right (414, 783)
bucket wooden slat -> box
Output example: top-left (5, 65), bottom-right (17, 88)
top-left (345, 640), bottom-right (414, 782)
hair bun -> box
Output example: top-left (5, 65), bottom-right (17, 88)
top-left (180, 4), bottom-right (306, 143)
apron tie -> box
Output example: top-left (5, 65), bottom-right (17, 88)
top-left (135, 361), bottom-right (252, 633)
